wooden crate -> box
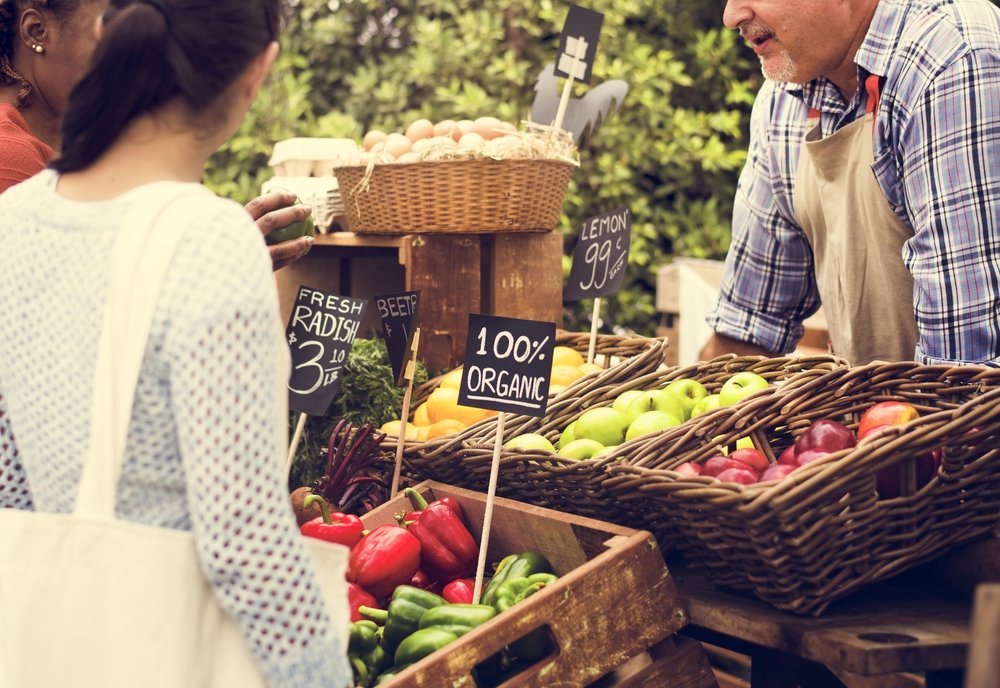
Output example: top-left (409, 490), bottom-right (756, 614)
top-left (361, 481), bottom-right (714, 687)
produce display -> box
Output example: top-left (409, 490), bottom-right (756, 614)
top-left (327, 489), bottom-right (558, 687)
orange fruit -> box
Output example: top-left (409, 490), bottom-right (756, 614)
top-left (551, 345), bottom-right (585, 368)
top-left (426, 387), bottom-right (461, 424)
top-left (438, 366), bottom-right (464, 390)
top-left (416, 425), bottom-right (431, 441)
top-left (426, 418), bottom-right (467, 439)
top-left (379, 420), bottom-right (419, 440)
top-left (551, 364), bottom-right (585, 387)
top-left (412, 402), bottom-right (430, 426)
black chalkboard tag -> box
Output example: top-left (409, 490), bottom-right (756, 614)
top-left (458, 314), bottom-right (556, 418)
top-left (285, 285), bottom-right (367, 416)
top-left (565, 206), bottom-right (632, 301)
top-left (375, 290), bottom-right (420, 385)
top-left (554, 4), bottom-right (604, 84)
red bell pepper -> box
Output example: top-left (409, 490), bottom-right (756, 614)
top-left (442, 578), bottom-right (476, 604)
top-left (409, 568), bottom-right (443, 594)
top-left (299, 494), bottom-right (363, 548)
top-left (403, 488), bottom-right (478, 582)
top-left (347, 524), bottom-right (421, 600)
top-left (347, 581), bottom-right (378, 622)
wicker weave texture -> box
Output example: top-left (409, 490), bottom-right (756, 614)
top-left (333, 159), bottom-right (574, 234)
top-left (385, 332), bottom-right (669, 514)
top-left (605, 362), bottom-right (1000, 615)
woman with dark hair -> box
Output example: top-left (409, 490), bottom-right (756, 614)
top-left (0, 0), bottom-right (313, 269)
top-left (0, 1), bottom-right (350, 686)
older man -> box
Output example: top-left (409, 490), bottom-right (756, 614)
top-left (702, 0), bottom-right (1000, 365)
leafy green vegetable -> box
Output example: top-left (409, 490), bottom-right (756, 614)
top-left (288, 338), bottom-right (428, 490)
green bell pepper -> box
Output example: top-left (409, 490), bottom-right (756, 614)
top-left (348, 620), bottom-right (390, 687)
top-left (368, 585), bottom-right (447, 654)
top-left (418, 603), bottom-right (497, 637)
top-left (493, 572), bottom-right (559, 663)
top-left (494, 573), bottom-right (558, 613)
top-left (393, 627), bottom-right (459, 668)
top-left (479, 552), bottom-right (553, 607)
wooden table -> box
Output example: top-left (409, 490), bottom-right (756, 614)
top-left (276, 231), bottom-right (564, 371)
top-left (672, 566), bottom-right (972, 687)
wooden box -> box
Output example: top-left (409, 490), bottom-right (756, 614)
top-left (361, 481), bottom-right (709, 687)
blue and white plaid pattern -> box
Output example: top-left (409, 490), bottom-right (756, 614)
top-left (709, 0), bottom-right (1000, 365)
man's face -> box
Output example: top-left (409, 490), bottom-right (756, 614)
top-left (723, 0), bottom-right (854, 84)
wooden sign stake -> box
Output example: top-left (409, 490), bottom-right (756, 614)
top-left (473, 412), bottom-right (506, 604)
top-left (285, 412), bottom-right (308, 477)
top-left (587, 297), bottom-right (602, 365)
top-left (390, 328), bottom-right (421, 499)
top-left (553, 36), bottom-right (588, 133)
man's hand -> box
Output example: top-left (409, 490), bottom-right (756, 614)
top-left (244, 191), bottom-right (315, 271)
top-left (700, 333), bottom-right (774, 361)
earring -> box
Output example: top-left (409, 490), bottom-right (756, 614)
top-left (31, 44), bottom-right (44, 54)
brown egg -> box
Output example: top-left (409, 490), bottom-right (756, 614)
top-left (433, 119), bottom-right (458, 138)
top-left (472, 116), bottom-right (505, 140)
top-left (405, 118), bottom-right (434, 143)
top-left (458, 132), bottom-right (485, 150)
top-left (453, 119), bottom-right (475, 142)
top-left (394, 151), bottom-right (421, 164)
top-left (363, 129), bottom-right (387, 151)
top-left (383, 132), bottom-right (413, 158)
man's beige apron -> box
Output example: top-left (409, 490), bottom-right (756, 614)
top-left (792, 76), bottom-right (919, 365)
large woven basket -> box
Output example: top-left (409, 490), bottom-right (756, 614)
top-left (476, 354), bottom-right (846, 525)
top-left (333, 158), bottom-right (574, 234)
top-left (605, 362), bottom-right (1000, 615)
top-left (385, 332), bottom-right (669, 506)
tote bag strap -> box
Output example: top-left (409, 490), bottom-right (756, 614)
top-left (75, 182), bottom-right (216, 519)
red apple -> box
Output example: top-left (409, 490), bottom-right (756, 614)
top-left (858, 401), bottom-right (919, 439)
top-left (795, 449), bottom-right (831, 466)
top-left (876, 449), bottom-right (940, 499)
top-left (795, 419), bottom-right (857, 454)
top-left (674, 462), bottom-right (702, 477)
top-left (715, 467), bottom-right (759, 485)
top-left (729, 448), bottom-right (770, 473)
top-left (778, 445), bottom-right (798, 465)
top-left (759, 463), bottom-right (798, 482)
top-left (704, 456), bottom-right (760, 478)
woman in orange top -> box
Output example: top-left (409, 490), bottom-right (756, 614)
top-left (0, 0), bottom-right (310, 270)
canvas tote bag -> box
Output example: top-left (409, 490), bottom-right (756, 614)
top-left (0, 183), bottom-right (349, 688)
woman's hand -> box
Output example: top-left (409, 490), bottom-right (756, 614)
top-left (244, 191), bottom-right (315, 271)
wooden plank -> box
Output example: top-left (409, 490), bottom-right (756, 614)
top-left (313, 231), bottom-right (404, 249)
top-left (402, 235), bottom-right (481, 372)
top-left (593, 635), bottom-right (718, 687)
top-left (484, 232), bottom-right (564, 326)
top-left (965, 584), bottom-right (1000, 688)
top-left (363, 481), bottom-right (693, 688)
top-left (674, 567), bottom-right (971, 676)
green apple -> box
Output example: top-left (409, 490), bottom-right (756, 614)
top-left (264, 197), bottom-right (315, 245)
top-left (625, 410), bottom-right (683, 442)
top-left (559, 438), bottom-right (605, 461)
top-left (623, 390), bottom-right (685, 427)
top-left (718, 372), bottom-right (770, 406)
top-left (558, 421), bottom-right (578, 450)
top-left (690, 393), bottom-right (721, 419)
top-left (611, 389), bottom-right (646, 417)
top-left (662, 378), bottom-right (709, 420)
top-left (573, 407), bottom-right (630, 447)
top-left (593, 445), bottom-right (622, 461)
top-left (503, 433), bottom-right (556, 453)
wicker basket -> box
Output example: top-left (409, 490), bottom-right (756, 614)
top-left (333, 158), bottom-right (574, 234)
top-left (604, 362), bottom-right (1000, 615)
top-left (385, 332), bottom-right (669, 508)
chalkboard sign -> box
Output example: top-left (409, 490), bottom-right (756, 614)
top-left (375, 290), bottom-right (420, 385)
top-left (554, 4), bottom-right (604, 84)
top-left (285, 286), bottom-right (367, 416)
top-left (459, 314), bottom-right (556, 418)
top-left (564, 206), bottom-right (632, 301)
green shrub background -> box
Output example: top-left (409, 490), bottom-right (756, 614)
top-left (204, 0), bottom-right (761, 334)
